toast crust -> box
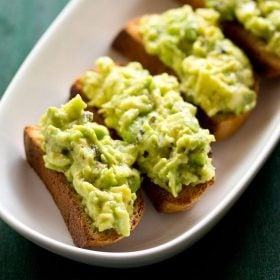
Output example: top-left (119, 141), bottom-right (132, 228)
top-left (222, 21), bottom-right (280, 77)
top-left (24, 125), bottom-right (144, 248)
top-left (177, 0), bottom-right (280, 77)
top-left (70, 81), bottom-right (214, 213)
top-left (112, 17), bottom-right (258, 140)
top-left (143, 177), bottom-right (214, 213)
top-left (177, 0), bottom-right (205, 9)
top-left (112, 18), bottom-right (172, 76)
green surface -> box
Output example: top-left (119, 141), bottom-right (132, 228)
top-left (0, 1), bottom-right (279, 279)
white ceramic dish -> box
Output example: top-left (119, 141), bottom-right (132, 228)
top-left (0, 0), bottom-right (279, 268)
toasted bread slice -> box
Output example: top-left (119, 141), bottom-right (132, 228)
top-left (70, 79), bottom-right (214, 214)
top-left (24, 125), bottom-right (144, 248)
top-left (176, 0), bottom-right (280, 77)
top-left (112, 18), bottom-right (258, 140)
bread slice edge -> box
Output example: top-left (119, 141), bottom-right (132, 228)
top-left (71, 80), bottom-right (215, 214)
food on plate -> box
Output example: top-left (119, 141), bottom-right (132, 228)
top-left (112, 5), bottom-right (259, 140)
top-left (24, 95), bottom-right (144, 248)
top-left (177, 0), bottom-right (280, 77)
top-left (71, 56), bottom-right (215, 213)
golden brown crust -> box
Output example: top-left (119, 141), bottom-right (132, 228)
top-left (143, 177), bottom-right (214, 213)
top-left (24, 125), bottom-right (144, 248)
top-left (71, 80), bottom-right (214, 214)
top-left (177, 0), bottom-right (280, 77)
top-left (112, 18), bottom-right (175, 76)
top-left (196, 96), bottom-right (260, 141)
top-left (221, 21), bottom-right (280, 77)
top-left (176, 0), bottom-right (205, 8)
top-left (112, 17), bottom-right (258, 140)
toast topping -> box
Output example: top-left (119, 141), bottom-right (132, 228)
top-left (206, 0), bottom-right (280, 57)
top-left (139, 6), bottom-right (256, 117)
top-left (81, 57), bottom-right (215, 197)
top-left (40, 96), bottom-right (141, 236)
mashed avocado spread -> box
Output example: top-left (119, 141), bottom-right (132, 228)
top-left (40, 95), bottom-right (140, 236)
top-left (206, 0), bottom-right (280, 57)
top-left (139, 6), bottom-right (256, 117)
top-left (81, 57), bottom-right (215, 197)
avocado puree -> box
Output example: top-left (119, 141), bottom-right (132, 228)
top-left (206, 0), bottom-right (280, 57)
top-left (40, 95), bottom-right (141, 236)
top-left (139, 6), bottom-right (256, 117)
top-left (81, 57), bottom-right (215, 197)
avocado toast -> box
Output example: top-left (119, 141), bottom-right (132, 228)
top-left (24, 96), bottom-right (144, 248)
top-left (71, 57), bottom-right (215, 213)
top-left (177, 0), bottom-right (280, 77)
top-left (112, 5), bottom-right (259, 140)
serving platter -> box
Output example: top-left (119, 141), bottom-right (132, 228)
top-left (0, 0), bottom-right (279, 267)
